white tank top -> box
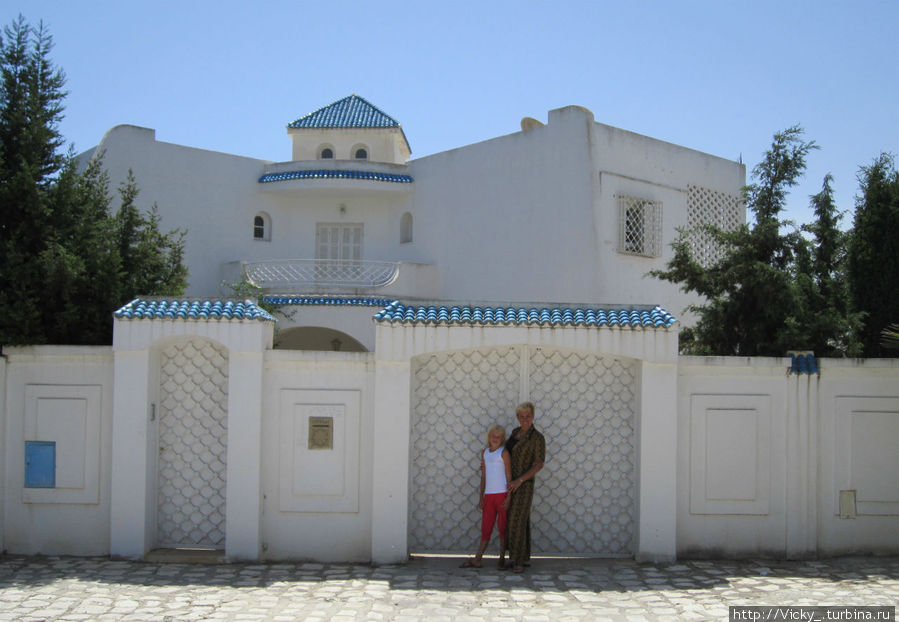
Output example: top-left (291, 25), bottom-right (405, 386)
top-left (484, 447), bottom-right (507, 494)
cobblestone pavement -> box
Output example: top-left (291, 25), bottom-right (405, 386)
top-left (0, 554), bottom-right (896, 621)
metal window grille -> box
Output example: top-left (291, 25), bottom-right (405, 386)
top-left (617, 195), bottom-right (662, 257)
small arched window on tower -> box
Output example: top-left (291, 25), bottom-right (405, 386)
top-left (253, 212), bottom-right (271, 241)
top-left (353, 144), bottom-right (369, 160)
top-left (319, 145), bottom-right (334, 159)
top-left (400, 212), bottom-right (413, 244)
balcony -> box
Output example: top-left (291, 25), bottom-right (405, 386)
top-left (222, 259), bottom-right (440, 299)
top-left (258, 159), bottom-right (413, 196)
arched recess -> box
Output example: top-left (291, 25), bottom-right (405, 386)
top-left (408, 344), bottom-right (637, 557)
top-left (400, 212), bottom-right (413, 244)
top-left (318, 144), bottom-right (335, 159)
top-left (154, 337), bottom-right (229, 549)
top-left (275, 326), bottom-right (367, 352)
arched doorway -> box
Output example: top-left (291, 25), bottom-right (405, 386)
top-left (155, 338), bottom-right (229, 549)
top-left (274, 326), bottom-right (367, 351)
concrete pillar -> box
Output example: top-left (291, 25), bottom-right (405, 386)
top-left (370, 358), bottom-right (412, 564)
top-left (786, 371), bottom-right (819, 558)
top-left (225, 350), bottom-right (265, 561)
top-left (110, 348), bottom-right (152, 558)
top-left (636, 360), bottom-right (678, 562)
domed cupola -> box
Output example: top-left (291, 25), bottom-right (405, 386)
top-left (286, 94), bottom-right (411, 164)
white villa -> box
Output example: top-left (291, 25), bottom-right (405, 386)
top-left (1, 96), bottom-right (896, 564)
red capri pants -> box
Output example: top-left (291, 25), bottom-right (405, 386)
top-left (481, 492), bottom-right (508, 541)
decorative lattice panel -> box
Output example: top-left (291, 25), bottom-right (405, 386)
top-left (409, 347), bottom-right (522, 552)
top-left (408, 346), bottom-right (637, 557)
top-left (528, 348), bottom-right (636, 556)
top-left (157, 339), bottom-right (229, 548)
top-left (686, 184), bottom-right (743, 267)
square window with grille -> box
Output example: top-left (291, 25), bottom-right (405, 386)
top-left (617, 195), bottom-right (662, 257)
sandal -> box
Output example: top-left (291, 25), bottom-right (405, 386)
top-left (459, 559), bottom-right (482, 568)
top-left (512, 565), bottom-right (525, 573)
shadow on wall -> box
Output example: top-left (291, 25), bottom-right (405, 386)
top-left (274, 327), bottom-right (367, 352)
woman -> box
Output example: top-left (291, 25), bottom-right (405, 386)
top-left (504, 401), bottom-right (545, 573)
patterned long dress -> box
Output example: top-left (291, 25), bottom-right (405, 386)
top-left (505, 426), bottom-right (546, 567)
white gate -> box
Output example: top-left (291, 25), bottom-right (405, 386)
top-left (156, 339), bottom-right (229, 548)
top-left (409, 345), bottom-right (637, 557)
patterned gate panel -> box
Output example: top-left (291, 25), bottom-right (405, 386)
top-left (408, 346), bottom-right (636, 556)
top-left (409, 347), bottom-right (521, 552)
top-left (528, 348), bottom-right (636, 556)
top-left (157, 339), bottom-right (229, 548)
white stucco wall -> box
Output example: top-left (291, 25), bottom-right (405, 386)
top-left (677, 357), bottom-right (791, 557)
top-left (1, 347), bottom-right (114, 555)
top-left (3, 337), bottom-right (898, 561)
top-left (261, 351), bottom-right (375, 562)
top-left (677, 356), bottom-right (899, 558)
top-left (407, 107), bottom-right (597, 303)
top-left (816, 358), bottom-right (899, 554)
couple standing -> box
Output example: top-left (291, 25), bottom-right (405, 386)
top-left (460, 401), bottom-right (546, 573)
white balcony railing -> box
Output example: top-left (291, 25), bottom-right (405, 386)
top-left (243, 259), bottom-right (400, 291)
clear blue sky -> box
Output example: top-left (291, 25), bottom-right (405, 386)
top-left (5, 0), bottom-right (897, 229)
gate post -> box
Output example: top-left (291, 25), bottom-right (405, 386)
top-left (225, 349), bottom-right (265, 561)
top-left (371, 323), bottom-right (412, 564)
top-left (110, 340), bottom-right (153, 558)
top-left (636, 360), bottom-right (677, 562)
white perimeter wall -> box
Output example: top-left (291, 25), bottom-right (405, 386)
top-left (678, 356), bottom-right (899, 558)
top-left (260, 350), bottom-right (375, 562)
top-left (1, 346), bottom-right (114, 555)
top-left (2, 344), bottom-right (897, 560)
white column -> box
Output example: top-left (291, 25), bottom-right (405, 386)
top-left (636, 360), bottom-right (678, 562)
top-left (225, 350), bottom-right (264, 561)
top-left (370, 358), bottom-right (412, 564)
top-left (785, 371), bottom-right (818, 558)
top-left (110, 348), bottom-right (152, 558)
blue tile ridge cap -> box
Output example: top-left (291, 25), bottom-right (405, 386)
top-left (258, 169), bottom-right (413, 184)
top-left (114, 298), bottom-right (276, 322)
top-left (788, 352), bottom-right (819, 375)
top-left (373, 302), bottom-right (678, 328)
top-left (288, 94), bottom-right (400, 129)
top-left (262, 295), bottom-right (395, 307)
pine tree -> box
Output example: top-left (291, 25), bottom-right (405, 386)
top-left (848, 153), bottom-right (899, 357)
top-left (114, 170), bottom-right (188, 302)
top-left (651, 127), bottom-right (816, 355)
top-left (794, 175), bottom-right (862, 356)
top-left (0, 17), bottom-right (187, 345)
top-left (0, 16), bottom-right (67, 344)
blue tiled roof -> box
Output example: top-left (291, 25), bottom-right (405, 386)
top-left (288, 95), bottom-right (399, 129)
top-left (374, 303), bottom-right (677, 329)
top-left (114, 299), bottom-right (275, 322)
top-left (789, 353), bottom-right (819, 375)
top-left (258, 169), bottom-right (413, 184)
top-left (262, 296), bottom-right (393, 307)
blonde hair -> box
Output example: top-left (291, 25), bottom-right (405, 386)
top-left (516, 401), bottom-right (535, 417)
top-left (486, 424), bottom-right (506, 447)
